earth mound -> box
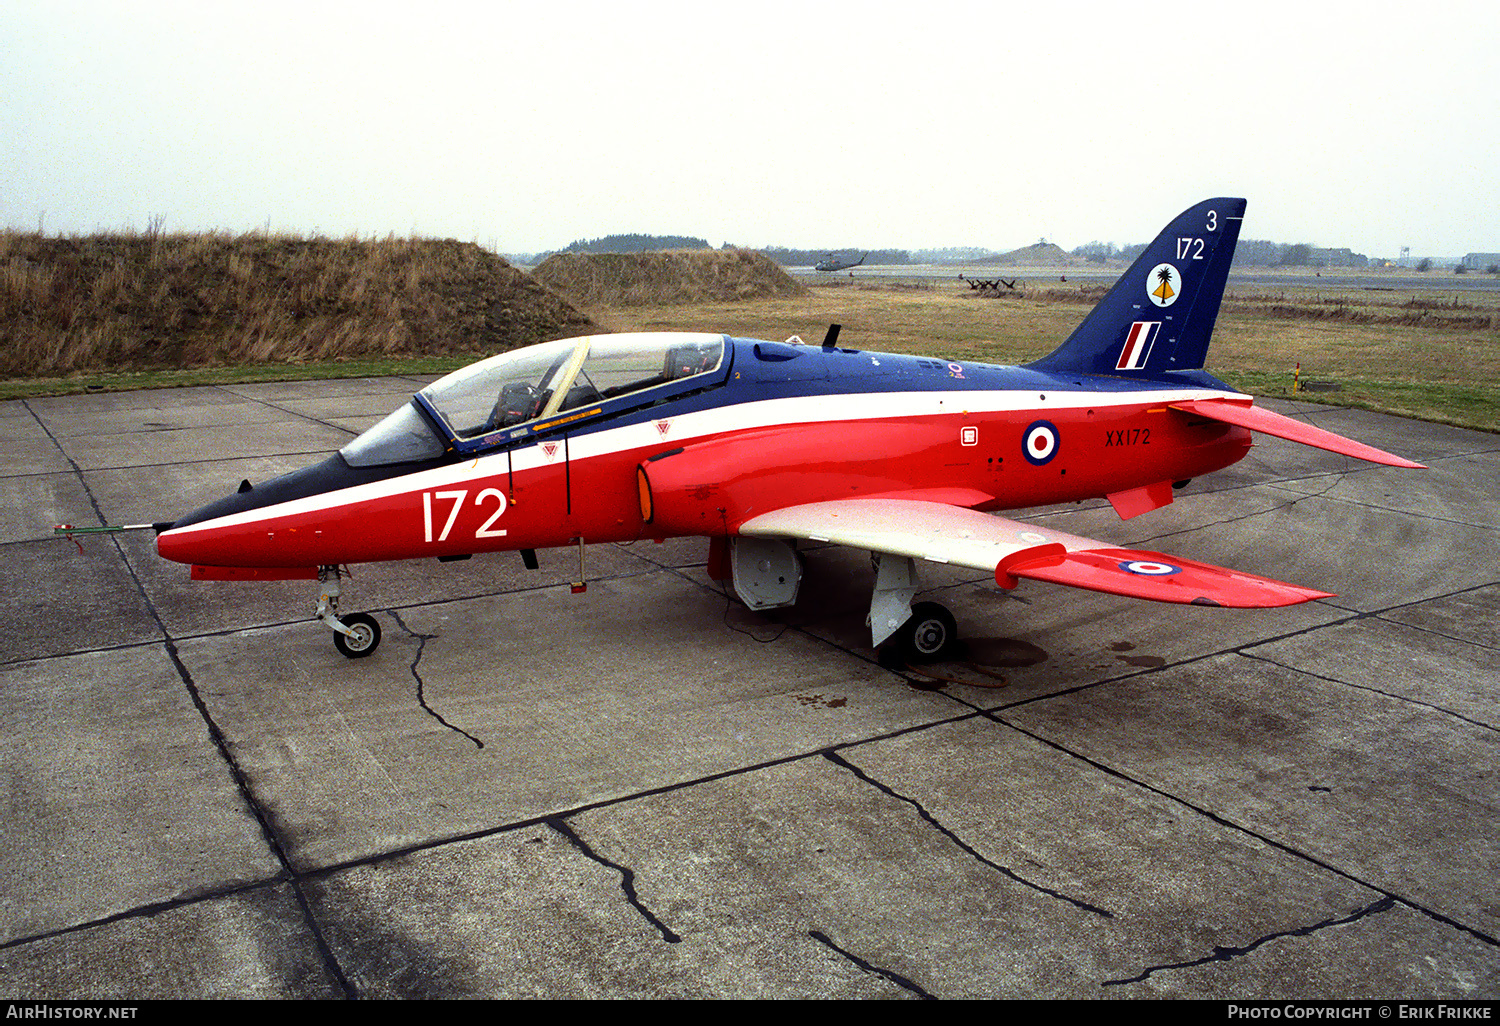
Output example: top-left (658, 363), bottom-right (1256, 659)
top-left (974, 242), bottom-right (1079, 267)
top-left (531, 248), bottom-right (808, 307)
top-left (0, 232), bottom-right (598, 376)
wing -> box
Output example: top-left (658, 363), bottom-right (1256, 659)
top-left (738, 498), bottom-right (1333, 608)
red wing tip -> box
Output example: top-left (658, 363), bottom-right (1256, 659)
top-left (1194, 586), bottom-right (1335, 608)
top-left (1269, 586), bottom-right (1337, 605)
top-left (1297, 588), bottom-right (1338, 603)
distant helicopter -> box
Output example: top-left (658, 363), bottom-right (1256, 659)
top-left (814, 252), bottom-right (868, 272)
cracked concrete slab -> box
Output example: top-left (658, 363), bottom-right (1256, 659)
top-left (0, 647), bottom-right (281, 942)
top-left (1106, 901), bottom-right (1498, 999)
top-left (1271, 450), bottom-right (1500, 530)
top-left (304, 820), bottom-right (902, 998)
top-left (561, 757), bottom-right (1114, 998)
top-left (1005, 653), bottom-right (1500, 941)
top-left (173, 572), bottom-right (933, 871)
top-left (0, 884), bottom-right (341, 999)
top-left (1, 381), bottom-right (1495, 999)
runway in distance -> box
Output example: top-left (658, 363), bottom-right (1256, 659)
top-left (90, 199), bottom-right (1423, 661)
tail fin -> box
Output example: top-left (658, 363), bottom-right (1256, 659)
top-left (1026, 198), bottom-right (1244, 379)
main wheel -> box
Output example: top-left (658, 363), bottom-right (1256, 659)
top-left (334, 612), bottom-right (381, 658)
top-left (899, 602), bottom-right (958, 664)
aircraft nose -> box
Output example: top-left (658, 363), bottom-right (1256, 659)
top-left (156, 449), bottom-right (448, 568)
top-left (166, 453), bottom-right (373, 531)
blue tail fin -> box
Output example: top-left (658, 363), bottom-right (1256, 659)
top-left (1025, 198), bottom-right (1244, 379)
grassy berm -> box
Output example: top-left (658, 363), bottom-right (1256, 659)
top-left (531, 248), bottom-right (807, 307)
top-left (0, 231), bottom-right (597, 377)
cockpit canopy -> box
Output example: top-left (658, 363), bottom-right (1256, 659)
top-left (340, 333), bottom-right (726, 467)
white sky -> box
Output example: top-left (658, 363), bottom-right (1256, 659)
top-left (3, 0), bottom-right (1497, 258)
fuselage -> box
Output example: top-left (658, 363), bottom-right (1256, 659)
top-left (156, 334), bottom-right (1253, 571)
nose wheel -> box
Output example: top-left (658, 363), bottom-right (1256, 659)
top-left (317, 566), bottom-right (383, 658)
top-left (332, 612), bottom-right (382, 659)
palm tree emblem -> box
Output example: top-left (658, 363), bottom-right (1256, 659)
top-left (1148, 263), bottom-right (1179, 307)
top-left (1153, 266), bottom-right (1176, 302)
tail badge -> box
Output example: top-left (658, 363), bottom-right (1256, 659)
top-left (1147, 263), bottom-right (1180, 308)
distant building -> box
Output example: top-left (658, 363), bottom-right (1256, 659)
top-left (1461, 252), bottom-right (1500, 270)
top-left (1309, 247), bottom-right (1369, 268)
top-left (1230, 240), bottom-right (1367, 268)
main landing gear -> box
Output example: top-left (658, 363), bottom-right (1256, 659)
top-left (317, 565), bottom-right (382, 658)
top-left (722, 539), bottom-right (961, 668)
top-left (887, 601), bottom-right (959, 665)
top-left (869, 554), bottom-right (960, 667)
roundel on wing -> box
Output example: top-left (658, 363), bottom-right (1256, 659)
top-left (1022, 420), bottom-right (1059, 465)
top-left (1119, 560), bottom-right (1182, 576)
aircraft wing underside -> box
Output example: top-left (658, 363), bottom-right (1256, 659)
top-left (738, 498), bottom-right (1333, 608)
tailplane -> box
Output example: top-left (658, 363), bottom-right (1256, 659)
top-left (1026, 198), bottom-right (1244, 379)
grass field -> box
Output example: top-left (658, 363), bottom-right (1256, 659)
top-left (4, 275), bottom-right (1496, 434)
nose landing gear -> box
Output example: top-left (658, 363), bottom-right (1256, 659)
top-left (317, 566), bottom-right (382, 658)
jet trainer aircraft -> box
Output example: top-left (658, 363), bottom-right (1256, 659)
top-left (131, 199), bottom-right (1423, 661)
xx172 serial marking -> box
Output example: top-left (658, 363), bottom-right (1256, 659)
top-left (1104, 428), bottom-right (1151, 447)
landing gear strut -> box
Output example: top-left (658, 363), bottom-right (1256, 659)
top-left (869, 555), bottom-right (960, 666)
top-left (317, 566), bottom-right (382, 658)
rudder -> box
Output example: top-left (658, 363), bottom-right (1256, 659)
top-left (1026, 198), bottom-right (1245, 378)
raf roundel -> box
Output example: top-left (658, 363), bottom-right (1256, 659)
top-left (1022, 420), bottom-right (1059, 465)
top-left (1119, 560), bottom-right (1182, 576)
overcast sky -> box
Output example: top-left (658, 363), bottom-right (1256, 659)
top-left (3, 0), bottom-right (1497, 258)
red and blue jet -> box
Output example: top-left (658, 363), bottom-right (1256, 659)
top-left (146, 198), bottom-right (1423, 661)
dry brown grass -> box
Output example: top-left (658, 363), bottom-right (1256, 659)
top-left (0, 230), bottom-right (595, 376)
top-left (531, 248), bottom-right (807, 307)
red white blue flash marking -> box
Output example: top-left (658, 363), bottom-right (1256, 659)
top-left (1117, 321), bottom-right (1161, 371)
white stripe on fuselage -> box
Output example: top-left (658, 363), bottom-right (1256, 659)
top-left (162, 385), bottom-right (1248, 536)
